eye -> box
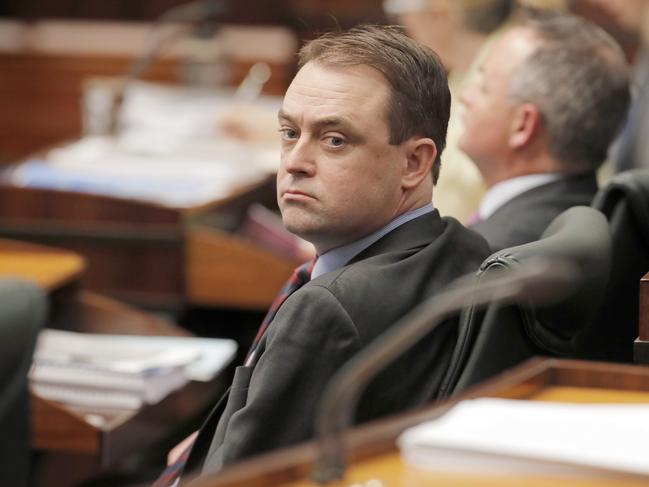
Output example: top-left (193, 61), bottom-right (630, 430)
top-left (324, 135), bottom-right (346, 148)
top-left (279, 127), bottom-right (298, 140)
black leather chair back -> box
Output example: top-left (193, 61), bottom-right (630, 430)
top-left (440, 206), bottom-right (611, 396)
top-left (0, 278), bottom-right (47, 487)
top-left (574, 169), bottom-right (649, 362)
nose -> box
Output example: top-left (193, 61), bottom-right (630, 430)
top-left (281, 137), bottom-right (316, 177)
top-left (459, 84), bottom-right (474, 108)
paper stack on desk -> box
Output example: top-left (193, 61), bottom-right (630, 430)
top-left (2, 81), bottom-right (283, 208)
top-left (5, 135), bottom-right (270, 208)
top-left (398, 397), bottom-right (649, 478)
top-left (30, 329), bottom-right (237, 410)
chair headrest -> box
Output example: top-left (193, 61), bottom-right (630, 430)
top-left (593, 169), bottom-right (649, 245)
top-left (0, 278), bottom-right (47, 419)
top-left (478, 206), bottom-right (611, 354)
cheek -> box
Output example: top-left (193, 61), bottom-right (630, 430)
top-left (465, 104), bottom-right (495, 140)
top-left (275, 167), bottom-right (287, 196)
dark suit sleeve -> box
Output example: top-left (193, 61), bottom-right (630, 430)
top-left (202, 285), bottom-right (361, 474)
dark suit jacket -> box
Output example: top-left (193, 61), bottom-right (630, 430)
top-left (184, 211), bottom-right (489, 479)
top-left (471, 173), bottom-right (598, 252)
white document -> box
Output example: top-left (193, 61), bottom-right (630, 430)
top-left (86, 334), bottom-right (238, 382)
top-left (33, 329), bottom-right (201, 374)
top-left (3, 80), bottom-right (283, 207)
top-left (8, 136), bottom-right (270, 208)
top-left (32, 329), bottom-right (236, 380)
top-left (30, 330), bottom-right (237, 409)
top-left (32, 382), bottom-right (145, 410)
top-left (398, 397), bottom-right (649, 478)
top-left (30, 362), bottom-right (188, 403)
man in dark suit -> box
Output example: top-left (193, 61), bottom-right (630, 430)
top-left (458, 9), bottom-right (631, 251)
top-left (163, 25), bottom-right (490, 485)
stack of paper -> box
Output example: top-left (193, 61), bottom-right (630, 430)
top-left (398, 397), bottom-right (649, 478)
top-left (6, 135), bottom-right (270, 208)
top-left (30, 330), bottom-right (237, 410)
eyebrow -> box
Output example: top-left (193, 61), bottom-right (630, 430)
top-left (278, 109), bottom-right (366, 143)
top-left (279, 110), bottom-right (356, 131)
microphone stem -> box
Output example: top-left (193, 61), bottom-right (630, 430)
top-left (312, 259), bottom-right (578, 484)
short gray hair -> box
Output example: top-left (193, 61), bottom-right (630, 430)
top-left (509, 9), bottom-right (631, 171)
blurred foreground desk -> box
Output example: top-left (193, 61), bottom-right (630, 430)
top-left (2, 238), bottom-right (232, 486)
top-left (192, 358), bottom-right (649, 487)
top-left (0, 237), bottom-right (84, 290)
top-left (0, 172), bottom-right (298, 313)
top-left (32, 369), bottom-right (229, 487)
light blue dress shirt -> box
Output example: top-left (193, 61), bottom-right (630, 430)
top-left (311, 203), bottom-right (435, 279)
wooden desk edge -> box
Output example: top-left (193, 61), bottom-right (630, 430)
top-left (0, 238), bottom-right (86, 291)
top-left (185, 226), bottom-right (298, 309)
top-left (188, 358), bottom-right (649, 487)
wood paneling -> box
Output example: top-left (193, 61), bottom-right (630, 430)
top-left (0, 51), bottom-right (290, 160)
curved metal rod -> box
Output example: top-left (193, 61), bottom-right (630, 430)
top-left (112, 0), bottom-right (229, 135)
top-left (311, 258), bottom-right (579, 484)
top-left (127, 0), bottom-right (228, 81)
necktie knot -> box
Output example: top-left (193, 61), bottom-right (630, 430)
top-left (293, 258), bottom-right (316, 287)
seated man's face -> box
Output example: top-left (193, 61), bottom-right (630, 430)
top-left (458, 28), bottom-right (537, 183)
top-left (277, 62), bottom-right (407, 253)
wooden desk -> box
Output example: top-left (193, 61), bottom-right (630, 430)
top-left (0, 238), bottom-right (85, 290)
top-left (633, 272), bottom-right (649, 363)
top-left (0, 18), bottom-right (301, 309)
top-left (31, 366), bottom-right (230, 487)
top-left (2, 238), bottom-right (232, 486)
top-left (0, 174), bottom-right (299, 312)
top-left (190, 358), bottom-right (649, 487)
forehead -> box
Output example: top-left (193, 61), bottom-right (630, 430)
top-left (481, 27), bottom-right (539, 78)
top-left (281, 62), bottom-right (391, 123)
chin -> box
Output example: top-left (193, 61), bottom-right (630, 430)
top-left (282, 218), bottom-right (312, 239)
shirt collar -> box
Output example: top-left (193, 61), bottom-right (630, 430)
top-left (479, 173), bottom-right (563, 220)
top-left (311, 203), bottom-right (434, 279)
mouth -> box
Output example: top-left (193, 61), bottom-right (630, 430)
top-left (282, 189), bottom-right (315, 201)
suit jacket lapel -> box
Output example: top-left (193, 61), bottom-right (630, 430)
top-left (348, 210), bottom-right (445, 265)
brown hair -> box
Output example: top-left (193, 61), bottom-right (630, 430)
top-left (298, 25), bottom-right (451, 184)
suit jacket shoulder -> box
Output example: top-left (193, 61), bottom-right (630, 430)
top-left (472, 173), bottom-right (598, 251)
top-left (198, 211), bottom-right (490, 475)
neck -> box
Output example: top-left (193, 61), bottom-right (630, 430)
top-left (312, 192), bottom-right (432, 255)
top-left (397, 181), bottom-right (433, 216)
top-left (483, 149), bottom-right (564, 189)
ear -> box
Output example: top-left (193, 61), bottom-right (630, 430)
top-left (509, 103), bottom-right (542, 150)
top-left (401, 137), bottom-right (437, 189)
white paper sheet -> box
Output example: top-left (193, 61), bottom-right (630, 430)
top-left (398, 397), bottom-right (649, 477)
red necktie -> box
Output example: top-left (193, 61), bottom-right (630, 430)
top-left (245, 258), bottom-right (316, 366)
top-left (151, 259), bottom-right (316, 487)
